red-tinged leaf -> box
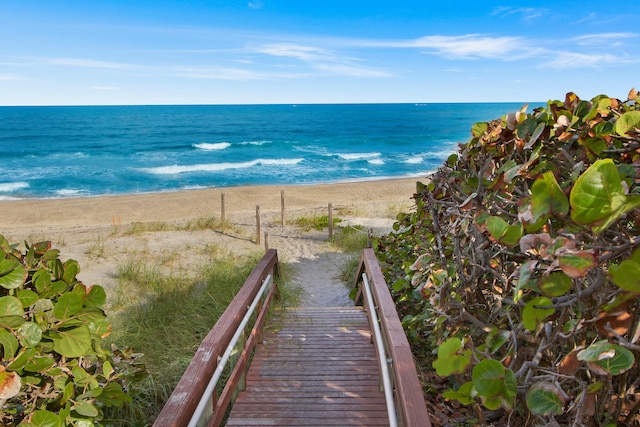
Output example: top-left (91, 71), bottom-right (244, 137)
top-left (0, 366), bottom-right (21, 399)
top-left (596, 310), bottom-right (633, 337)
top-left (583, 392), bottom-right (597, 416)
top-left (558, 347), bottom-right (583, 376)
top-left (519, 233), bottom-right (552, 256)
top-left (558, 251), bottom-right (596, 278)
top-left (586, 361), bottom-right (609, 376)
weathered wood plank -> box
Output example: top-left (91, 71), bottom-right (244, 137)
top-left (360, 248), bottom-right (432, 427)
top-left (226, 306), bottom-right (390, 427)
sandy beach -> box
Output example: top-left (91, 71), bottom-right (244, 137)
top-left (0, 177), bottom-right (420, 307)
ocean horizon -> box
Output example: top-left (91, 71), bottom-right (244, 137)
top-left (0, 102), bottom-right (542, 200)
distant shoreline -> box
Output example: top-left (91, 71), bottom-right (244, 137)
top-left (0, 176), bottom-right (423, 236)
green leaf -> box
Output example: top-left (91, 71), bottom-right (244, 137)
top-left (471, 122), bottom-right (488, 138)
top-left (443, 381), bottom-right (475, 405)
top-left (0, 259), bottom-right (27, 290)
top-left (570, 159), bottom-right (640, 234)
top-left (25, 355), bottom-right (55, 372)
top-left (538, 272), bottom-right (572, 297)
top-left (614, 110), bottom-right (640, 135)
top-left (592, 344), bottom-right (634, 375)
top-left (17, 321), bottom-right (43, 347)
top-left (16, 289), bottom-right (39, 308)
top-left (62, 259), bottom-right (80, 283)
top-left (523, 297), bottom-right (555, 331)
top-left (526, 382), bottom-right (565, 415)
top-left (472, 360), bottom-right (517, 410)
top-left (579, 137), bottom-right (608, 156)
top-left (48, 325), bottom-right (92, 358)
top-left (513, 261), bottom-right (536, 303)
top-left (84, 285), bottom-right (107, 308)
top-left (0, 328), bottom-right (19, 360)
top-left (610, 249), bottom-right (640, 292)
top-left (74, 401), bottom-right (99, 417)
top-left (472, 359), bottom-right (506, 397)
top-left (432, 337), bottom-right (471, 376)
top-left (98, 381), bottom-right (132, 406)
top-left (30, 409), bottom-right (63, 427)
top-left (531, 171), bottom-right (569, 220)
top-left (0, 295), bottom-right (24, 317)
top-left (486, 216), bottom-right (523, 247)
top-left (578, 340), bottom-right (614, 362)
top-left (53, 292), bottom-right (83, 320)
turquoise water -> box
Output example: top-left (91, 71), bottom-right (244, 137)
top-left (0, 103), bottom-right (537, 199)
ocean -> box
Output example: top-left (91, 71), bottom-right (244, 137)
top-left (0, 103), bottom-right (538, 200)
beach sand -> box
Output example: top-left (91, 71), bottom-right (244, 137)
top-left (0, 177), bottom-right (420, 307)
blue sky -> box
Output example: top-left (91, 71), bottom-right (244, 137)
top-left (2, 1), bottom-right (638, 105)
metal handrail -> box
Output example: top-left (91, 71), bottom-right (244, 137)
top-left (154, 249), bottom-right (279, 427)
top-left (188, 274), bottom-right (273, 427)
top-left (362, 272), bottom-right (399, 427)
top-left (355, 248), bottom-right (432, 427)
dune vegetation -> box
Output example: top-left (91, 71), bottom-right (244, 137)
top-left (377, 89), bottom-right (640, 426)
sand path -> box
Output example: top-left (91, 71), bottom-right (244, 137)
top-left (0, 178), bottom-right (419, 308)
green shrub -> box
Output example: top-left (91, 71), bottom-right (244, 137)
top-left (377, 90), bottom-right (640, 425)
top-left (0, 235), bottom-right (142, 426)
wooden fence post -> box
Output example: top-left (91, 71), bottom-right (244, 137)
top-left (328, 203), bottom-right (333, 241)
top-left (256, 205), bottom-right (261, 245)
top-left (221, 193), bottom-right (226, 221)
top-left (264, 232), bottom-right (269, 253)
top-left (281, 190), bottom-right (285, 226)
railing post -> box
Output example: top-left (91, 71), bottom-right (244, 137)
top-left (256, 205), bottom-right (261, 245)
top-left (281, 189), bottom-right (285, 226)
top-left (328, 203), bottom-right (333, 240)
top-left (221, 193), bottom-right (225, 222)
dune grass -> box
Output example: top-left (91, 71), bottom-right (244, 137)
top-left (332, 225), bottom-right (370, 287)
top-left (103, 251), bottom-right (297, 425)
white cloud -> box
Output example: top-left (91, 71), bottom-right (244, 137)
top-left (42, 57), bottom-right (137, 70)
top-left (255, 44), bottom-right (341, 62)
top-left (174, 66), bottom-right (270, 80)
top-left (572, 32), bottom-right (638, 46)
top-left (253, 43), bottom-right (389, 77)
top-left (314, 63), bottom-right (391, 77)
top-left (409, 35), bottom-right (526, 59)
top-left (541, 51), bottom-right (635, 69)
top-left (491, 7), bottom-right (546, 20)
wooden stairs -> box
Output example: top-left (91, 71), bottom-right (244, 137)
top-left (226, 306), bottom-right (390, 426)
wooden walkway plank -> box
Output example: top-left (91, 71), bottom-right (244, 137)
top-left (225, 306), bottom-right (390, 427)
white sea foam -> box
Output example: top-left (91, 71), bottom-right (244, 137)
top-left (240, 140), bottom-right (272, 146)
top-left (141, 158), bottom-right (304, 175)
top-left (0, 182), bottom-right (29, 192)
top-left (337, 152), bottom-right (381, 161)
top-left (194, 142), bottom-right (231, 150)
top-left (404, 156), bottom-right (424, 164)
top-left (55, 189), bottom-right (83, 196)
top-left (368, 158), bottom-right (385, 165)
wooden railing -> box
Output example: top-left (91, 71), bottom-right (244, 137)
top-left (153, 249), bottom-right (280, 427)
top-left (354, 248), bottom-right (432, 427)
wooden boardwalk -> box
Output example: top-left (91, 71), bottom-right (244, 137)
top-left (225, 306), bottom-right (390, 426)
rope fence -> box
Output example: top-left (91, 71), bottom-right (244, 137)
top-left (219, 190), bottom-right (376, 250)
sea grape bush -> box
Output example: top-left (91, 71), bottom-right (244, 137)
top-left (0, 235), bottom-right (143, 426)
top-left (377, 90), bottom-right (640, 425)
